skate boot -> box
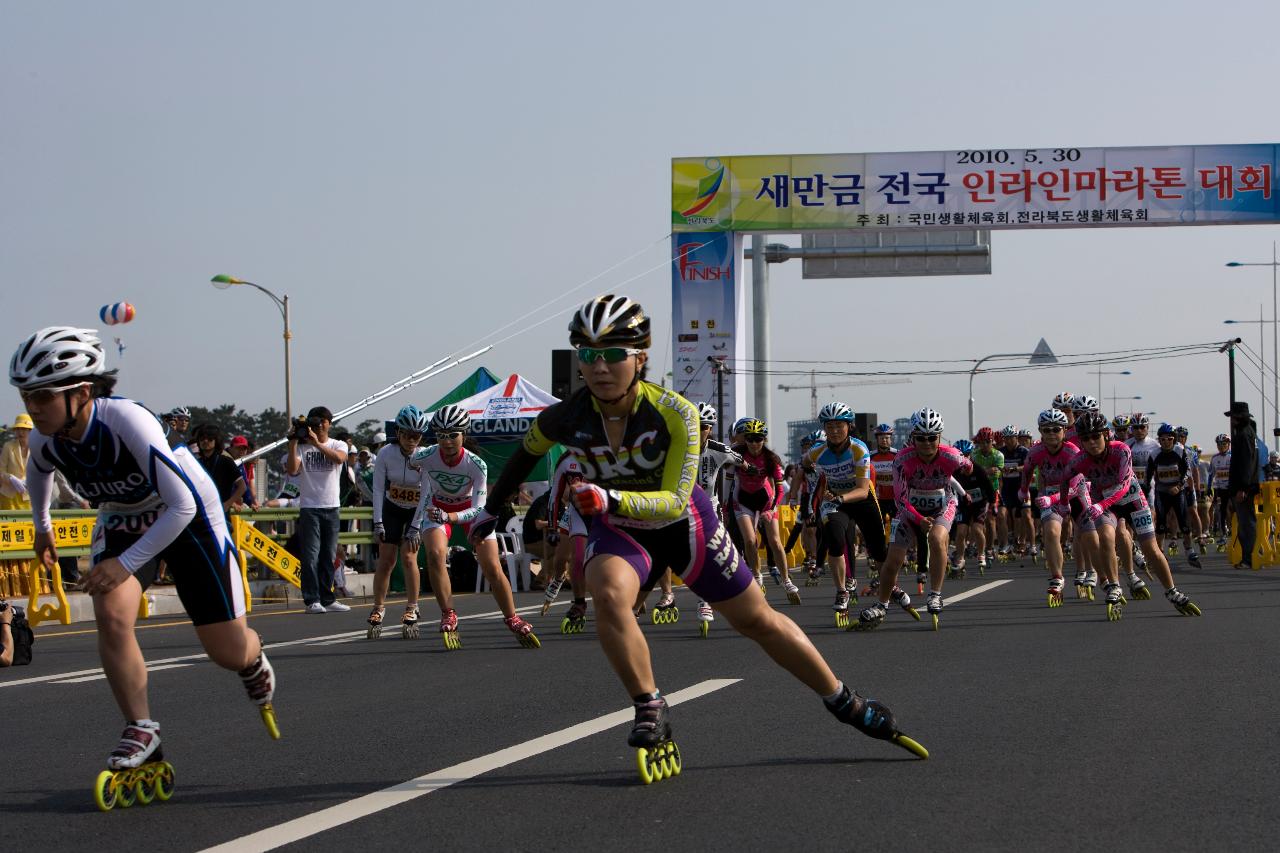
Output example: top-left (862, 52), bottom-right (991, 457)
top-left (629, 694), bottom-right (681, 784)
top-left (1165, 586), bottom-right (1202, 616)
top-left (1167, 541), bottom-right (1178, 556)
top-left (805, 564), bottom-right (822, 586)
top-left (696, 599), bottom-right (713, 638)
top-left (1187, 549), bottom-right (1202, 569)
top-left (1084, 570), bottom-right (1098, 602)
top-left (1128, 573), bottom-right (1152, 600)
top-left (833, 589), bottom-right (851, 628)
top-left (239, 650), bottom-right (281, 739)
top-left (540, 576), bottom-right (563, 616)
top-left (366, 605), bottom-right (384, 639)
top-left (926, 591), bottom-right (943, 631)
top-left (916, 571), bottom-right (927, 595)
top-left (1216, 537), bottom-right (1227, 553)
top-left (769, 565), bottom-right (782, 585)
top-left (561, 598), bottom-right (587, 635)
top-left (824, 684), bottom-right (929, 759)
top-left (861, 570), bottom-right (880, 598)
top-left (652, 591), bottom-right (680, 625)
top-left (950, 556), bottom-right (966, 580)
top-left (784, 579), bottom-right (802, 605)
top-left (401, 605), bottom-right (420, 639)
top-left (754, 571), bottom-right (765, 591)
top-left (977, 554), bottom-right (987, 576)
top-left (95, 720), bottom-right (175, 811)
top-left (440, 608), bottom-right (461, 650)
top-left (505, 613), bottom-right (541, 648)
top-left (843, 574), bottom-right (858, 604)
top-left (1074, 570), bottom-right (1087, 599)
top-left (851, 600), bottom-right (887, 632)
top-left (1029, 544), bottom-right (1040, 565)
top-left (890, 586), bottom-right (921, 621)
top-left (1047, 577), bottom-right (1064, 608)
top-left (1104, 582), bottom-right (1124, 622)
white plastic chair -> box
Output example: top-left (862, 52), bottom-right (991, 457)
top-left (475, 517), bottom-right (534, 593)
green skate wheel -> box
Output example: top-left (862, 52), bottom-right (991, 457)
top-left (834, 612), bottom-right (849, 629)
top-left (154, 762), bottom-right (175, 802)
top-left (698, 619), bottom-right (709, 638)
top-left (637, 746), bottom-right (664, 784)
top-left (94, 770), bottom-right (117, 812)
top-left (116, 771), bottom-right (137, 808)
top-left (442, 631), bottom-right (461, 650)
top-left (892, 733), bottom-right (930, 759)
top-left (1048, 592), bottom-right (1062, 608)
top-left (134, 773), bottom-right (154, 805)
top-left (260, 704), bottom-right (281, 740)
top-left (519, 631), bottom-right (541, 649)
top-left (930, 613), bottom-right (940, 631)
top-left (1086, 587), bottom-right (1095, 601)
top-left (904, 605), bottom-right (921, 622)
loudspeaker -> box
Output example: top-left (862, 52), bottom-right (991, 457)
top-left (854, 412), bottom-right (878, 445)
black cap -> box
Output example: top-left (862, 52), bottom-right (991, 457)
top-left (1225, 401), bottom-right (1252, 417)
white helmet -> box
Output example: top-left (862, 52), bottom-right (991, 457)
top-left (1000, 424), bottom-right (1018, 438)
top-left (430, 404), bottom-right (470, 433)
top-left (1037, 409), bottom-right (1069, 428)
top-left (911, 407), bottom-right (944, 435)
top-left (696, 402), bottom-right (717, 425)
top-left (1071, 394), bottom-right (1100, 414)
top-left (10, 326), bottom-right (107, 390)
top-left (818, 401), bottom-right (854, 423)
top-left (568, 294), bottom-right (650, 348)
top-left (1052, 391), bottom-right (1075, 410)
top-left (167, 406), bottom-right (191, 419)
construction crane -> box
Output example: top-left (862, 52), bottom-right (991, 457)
top-left (777, 371), bottom-right (913, 418)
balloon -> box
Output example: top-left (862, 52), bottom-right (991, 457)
top-left (99, 302), bottom-right (136, 325)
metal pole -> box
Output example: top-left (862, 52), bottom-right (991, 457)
top-left (1272, 241), bottom-right (1277, 451)
top-left (1262, 303), bottom-right (1267, 443)
top-left (715, 360), bottom-right (725, 444)
top-left (967, 366), bottom-right (977, 440)
top-left (283, 294), bottom-right (293, 424)
top-left (751, 234), bottom-right (770, 428)
top-left (1229, 345), bottom-right (1237, 407)
top-left (1097, 361), bottom-right (1102, 402)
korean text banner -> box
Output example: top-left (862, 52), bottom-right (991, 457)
top-left (671, 233), bottom-right (745, 428)
top-left (672, 144), bottom-right (1278, 232)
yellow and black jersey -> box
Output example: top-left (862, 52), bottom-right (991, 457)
top-left (486, 381), bottom-right (701, 526)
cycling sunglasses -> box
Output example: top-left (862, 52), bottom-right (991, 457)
top-left (913, 434), bottom-right (939, 443)
top-left (1039, 426), bottom-right (1063, 433)
top-left (19, 382), bottom-right (89, 405)
top-left (745, 433), bottom-right (766, 442)
top-left (577, 347), bottom-right (643, 364)
top-left (436, 431), bottom-right (465, 440)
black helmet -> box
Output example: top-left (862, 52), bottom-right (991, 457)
top-left (1076, 412), bottom-right (1110, 437)
top-left (568, 294), bottom-right (650, 349)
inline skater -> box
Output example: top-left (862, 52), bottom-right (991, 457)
top-left (785, 431), bottom-right (822, 584)
top-left (1176, 426), bottom-right (1208, 554)
top-left (11, 327), bottom-right (278, 809)
top-left (855, 407), bottom-right (970, 631)
top-left (367, 405), bottom-right (431, 639)
top-left (725, 420), bottom-right (799, 602)
top-left (948, 439), bottom-right (995, 579)
top-left (412, 404), bottom-right (539, 649)
top-left (468, 295), bottom-right (928, 774)
top-left (971, 426), bottom-right (1003, 572)
top-left (1209, 434), bottom-right (1232, 546)
top-left (1061, 413), bottom-right (1201, 621)
top-left (866, 422), bottom-right (898, 591)
top-left (1019, 409), bottom-right (1087, 606)
top-left (805, 403), bottom-right (890, 625)
top-left (1146, 424), bottom-right (1201, 567)
top-left (543, 454), bottom-right (591, 633)
top-left (1052, 392), bottom-right (1076, 443)
top-left (996, 426), bottom-right (1030, 558)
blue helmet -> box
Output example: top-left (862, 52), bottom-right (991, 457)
top-left (818, 401), bottom-right (854, 423)
top-left (954, 438), bottom-right (974, 456)
top-left (808, 429), bottom-right (825, 445)
top-left (874, 422), bottom-right (894, 435)
top-left (1157, 422), bottom-right (1176, 437)
top-left (395, 405), bottom-right (430, 434)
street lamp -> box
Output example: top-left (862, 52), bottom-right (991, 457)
top-left (1088, 364), bottom-right (1131, 402)
top-left (1224, 308), bottom-right (1270, 444)
top-left (211, 274), bottom-right (293, 422)
top-left (968, 339), bottom-right (1056, 438)
top-left (1106, 393), bottom-right (1142, 419)
top-left (1227, 241), bottom-right (1279, 450)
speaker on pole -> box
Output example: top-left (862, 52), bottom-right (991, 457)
top-left (854, 412), bottom-right (877, 445)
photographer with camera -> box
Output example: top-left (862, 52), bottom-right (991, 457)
top-left (1, 599), bottom-right (33, 666)
top-left (285, 406), bottom-right (352, 613)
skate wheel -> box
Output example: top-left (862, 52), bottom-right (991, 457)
top-left (260, 704), bottom-right (281, 740)
top-left (116, 772), bottom-right (137, 808)
top-left (1048, 593), bottom-right (1061, 608)
top-left (134, 772), bottom-right (155, 805)
top-left (94, 770), bottom-right (118, 812)
top-left (402, 624), bottom-right (419, 639)
top-left (519, 631), bottom-right (541, 649)
top-left (892, 733), bottom-right (930, 759)
top-left (1086, 587), bottom-right (1095, 601)
top-left (637, 747), bottom-right (659, 784)
top-left (787, 592), bottom-right (801, 606)
top-left (930, 613), bottom-right (940, 631)
top-left (905, 605), bottom-right (921, 622)
top-left (366, 625), bottom-right (381, 640)
top-left (698, 619), bottom-right (709, 638)
top-left (154, 762), bottom-right (175, 802)
top-left (834, 612), bottom-right (849, 629)
top-left (442, 631), bottom-right (461, 650)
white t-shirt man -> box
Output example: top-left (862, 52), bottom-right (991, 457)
top-left (295, 439), bottom-right (350, 508)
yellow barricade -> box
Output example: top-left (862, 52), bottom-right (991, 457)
top-left (0, 517), bottom-right (96, 627)
top-left (232, 516), bottom-right (302, 590)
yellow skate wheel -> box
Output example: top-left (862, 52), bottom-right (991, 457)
top-left (560, 618), bottom-right (573, 634)
top-left (519, 631), bottom-right (541, 649)
top-left (260, 704), bottom-right (281, 740)
top-left (443, 631), bottom-right (461, 650)
top-left (892, 734), bottom-right (930, 759)
top-left (905, 605), bottom-right (921, 622)
top-left (134, 773), bottom-right (155, 805)
top-left (93, 770), bottom-right (118, 812)
top-left (154, 762), bottom-right (175, 802)
top-left (931, 613), bottom-right (940, 631)
top-left (116, 771), bottom-right (137, 808)
top-left (834, 612), bottom-right (849, 629)
top-left (366, 625), bottom-right (381, 639)
top-left (1086, 586), bottom-right (1095, 601)
top-left (698, 620), bottom-right (709, 638)
top-left (1107, 603), bottom-right (1123, 622)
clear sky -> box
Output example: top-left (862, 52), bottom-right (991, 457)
top-left (3, 0), bottom-right (1278, 450)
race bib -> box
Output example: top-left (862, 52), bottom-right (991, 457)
top-left (909, 488), bottom-right (946, 514)
top-left (819, 500), bottom-right (840, 520)
top-left (966, 487), bottom-right (984, 503)
top-left (388, 484), bottom-right (421, 506)
top-left (100, 504), bottom-right (162, 537)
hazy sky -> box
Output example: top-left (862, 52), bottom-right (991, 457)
top-left (4, 1), bottom-right (1278, 450)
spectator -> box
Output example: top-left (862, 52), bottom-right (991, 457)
top-left (0, 601), bottom-right (14, 667)
top-left (228, 435), bottom-right (259, 509)
top-left (370, 431), bottom-right (387, 454)
top-left (1226, 401), bottom-right (1266, 569)
top-left (191, 423), bottom-right (246, 512)
top-left (286, 406), bottom-right (351, 613)
top-left (165, 406), bottom-right (191, 449)
top-left (522, 488), bottom-right (552, 589)
top-left (0, 413), bottom-right (33, 510)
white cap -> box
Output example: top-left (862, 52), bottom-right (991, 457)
top-left (373, 431), bottom-right (386, 444)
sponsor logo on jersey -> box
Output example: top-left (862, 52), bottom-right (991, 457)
top-left (430, 471), bottom-right (471, 493)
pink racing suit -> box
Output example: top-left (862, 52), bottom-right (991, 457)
top-left (891, 444), bottom-right (972, 546)
top-left (1059, 441), bottom-right (1155, 540)
top-left (1021, 440), bottom-right (1080, 521)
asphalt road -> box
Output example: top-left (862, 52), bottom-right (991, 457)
top-left (3, 550), bottom-right (1276, 852)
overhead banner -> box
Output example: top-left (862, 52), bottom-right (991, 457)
top-left (671, 233), bottom-right (746, 428)
top-left (672, 144), bottom-right (1278, 232)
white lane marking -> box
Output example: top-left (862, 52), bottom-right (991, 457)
top-left (940, 579), bottom-right (1012, 604)
top-left (1, 600), bottom-right (568, 689)
top-left (52, 662), bottom-right (194, 684)
top-left (200, 678), bottom-right (742, 853)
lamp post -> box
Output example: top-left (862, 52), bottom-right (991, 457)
top-left (211, 275), bottom-right (292, 423)
top-left (1106, 393), bottom-right (1142, 420)
top-left (1227, 242), bottom-right (1280, 451)
top-left (1088, 364), bottom-right (1131, 402)
top-left (968, 339), bottom-right (1057, 438)
top-left (1224, 309), bottom-right (1270, 445)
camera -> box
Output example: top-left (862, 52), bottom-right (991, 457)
top-left (0, 600), bottom-right (20, 616)
top-left (292, 416), bottom-right (322, 442)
